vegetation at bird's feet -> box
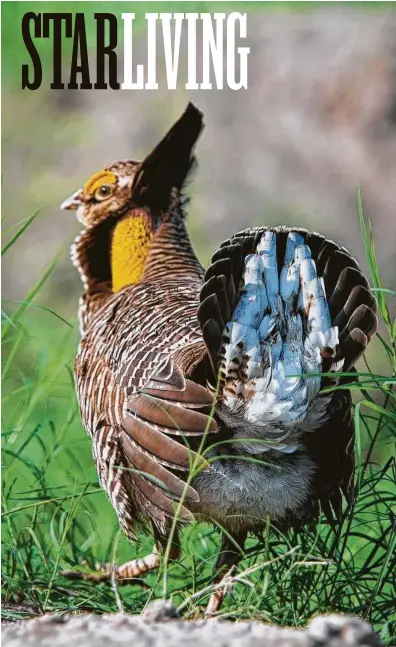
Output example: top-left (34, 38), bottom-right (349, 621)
top-left (1, 195), bottom-right (395, 642)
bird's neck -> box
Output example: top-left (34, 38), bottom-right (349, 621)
top-left (110, 208), bottom-right (204, 290)
top-left (72, 208), bottom-right (204, 329)
top-left (143, 213), bottom-right (204, 284)
top-left (110, 209), bottom-right (155, 292)
top-left (71, 217), bottom-right (113, 331)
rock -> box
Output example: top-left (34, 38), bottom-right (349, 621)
top-left (308, 615), bottom-right (383, 646)
top-left (141, 600), bottom-right (180, 621)
top-left (2, 612), bottom-right (383, 647)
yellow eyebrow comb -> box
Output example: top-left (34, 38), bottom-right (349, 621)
top-left (83, 170), bottom-right (117, 197)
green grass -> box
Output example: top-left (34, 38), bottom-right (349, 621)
top-left (1, 195), bottom-right (395, 642)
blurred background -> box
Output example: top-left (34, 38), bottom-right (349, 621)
top-left (2, 2), bottom-right (396, 315)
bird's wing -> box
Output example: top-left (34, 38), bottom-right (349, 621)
top-left (116, 350), bottom-right (216, 530)
top-left (76, 283), bottom-right (215, 535)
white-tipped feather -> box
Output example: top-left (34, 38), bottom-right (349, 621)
top-left (258, 314), bottom-right (276, 340)
top-left (232, 255), bottom-right (268, 327)
top-left (307, 277), bottom-right (331, 332)
top-left (218, 231), bottom-right (340, 450)
top-left (299, 258), bottom-right (317, 313)
top-left (294, 244), bottom-right (312, 264)
top-left (284, 232), bottom-right (305, 265)
top-left (257, 231), bottom-right (279, 302)
top-left (280, 263), bottom-right (300, 300)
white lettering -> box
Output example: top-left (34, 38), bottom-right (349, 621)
top-left (145, 13), bottom-right (158, 89)
top-left (161, 13), bottom-right (183, 90)
top-left (185, 13), bottom-right (199, 90)
top-left (201, 13), bottom-right (225, 90)
top-left (227, 13), bottom-right (249, 90)
top-left (121, 13), bottom-right (144, 89)
top-left (119, 12), bottom-right (249, 91)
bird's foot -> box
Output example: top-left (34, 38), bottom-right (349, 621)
top-left (61, 552), bottom-right (160, 586)
top-left (205, 566), bottom-right (236, 616)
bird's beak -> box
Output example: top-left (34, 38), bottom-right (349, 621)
top-left (60, 190), bottom-right (83, 211)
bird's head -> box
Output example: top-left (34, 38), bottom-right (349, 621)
top-left (60, 160), bottom-right (139, 228)
top-left (60, 103), bottom-right (204, 229)
top-left (61, 104), bottom-right (204, 293)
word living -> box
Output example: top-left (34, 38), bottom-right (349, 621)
top-left (122, 13), bottom-right (249, 90)
top-left (21, 12), bottom-right (249, 91)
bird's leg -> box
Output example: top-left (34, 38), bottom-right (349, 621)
top-left (61, 531), bottom-right (180, 585)
top-left (206, 530), bottom-right (247, 615)
top-left (61, 548), bottom-right (161, 584)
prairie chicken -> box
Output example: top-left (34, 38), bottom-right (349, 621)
top-left (61, 103), bottom-right (377, 611)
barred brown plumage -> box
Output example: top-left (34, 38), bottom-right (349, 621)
top-left (61, 103), bottom-right (378, 612)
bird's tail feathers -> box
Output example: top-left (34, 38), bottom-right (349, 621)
top-left (198, 226), bottom-right (377, 446)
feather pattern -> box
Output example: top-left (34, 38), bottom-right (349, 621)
top-left (217, 230), bottom-right (340, 441)
top-left (75, 279), bottom-right (216, 536)
top-left (70, 106), bottom-right (378, 550)
top-left (195, 225), bottom-right (377, 530)
top-left (74, 222), bottom-right (377, 539)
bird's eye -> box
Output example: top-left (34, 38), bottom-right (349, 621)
top-left (94, 184), bottom-right (113, 201)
